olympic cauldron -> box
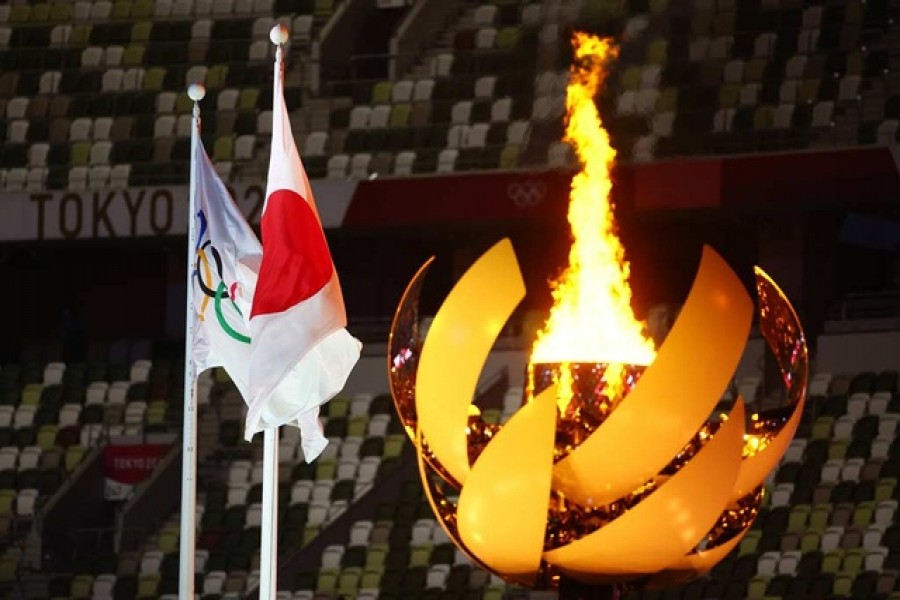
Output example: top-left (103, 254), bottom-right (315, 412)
top-left (387, 239), bottom-right (808, 590)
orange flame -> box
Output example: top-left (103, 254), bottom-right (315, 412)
top-left (531, 33), bottom-right (656, 379)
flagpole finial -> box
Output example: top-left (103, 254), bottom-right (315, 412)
top-left (187, 83), bottom-right (206, 102)
top-left (269, 24), bottom-right (289, 46)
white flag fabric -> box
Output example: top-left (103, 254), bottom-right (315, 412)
top-left (246, 51), bottom-right (362, 441)
top-left (190, 138), bottom-right (332, 461)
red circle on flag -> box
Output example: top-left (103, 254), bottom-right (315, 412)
top-left (251, 188), bottom-right (334, 317)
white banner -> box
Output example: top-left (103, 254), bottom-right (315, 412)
top-left (0, 179), bottom-right (357, 241)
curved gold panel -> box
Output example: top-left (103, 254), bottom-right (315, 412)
top-left (647, 519), bottom-right (755, 589)
top-left (457, 385), bottom-right (558, 585)
top-left (415, 427), bottom-right (487, 572)
top-left (387, 257), bottom-right (434, 443)
top-left (417, 239), bottom-right (526, 486)
top-left (552, 246), bottom-right (752, 507)
top-left (543, 400), bottom-right (747, 580)
top-left (732, 266), bottom-right (809, 497)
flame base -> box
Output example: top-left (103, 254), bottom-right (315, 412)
top-left (526, 362), bottom-right (645, 462)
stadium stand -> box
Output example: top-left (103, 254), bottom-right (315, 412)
top-left (2, 0), bottom-right (897, 187)
top-left (1, 0), bottom-right (900, 598)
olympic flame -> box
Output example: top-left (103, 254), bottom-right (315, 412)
top-left (530, 33), bottom-right (655, 408)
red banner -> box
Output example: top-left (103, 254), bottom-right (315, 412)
top-left (103, 444), bottom-right (169, 500)
top-left (340, 147), bottom-right (900, 228)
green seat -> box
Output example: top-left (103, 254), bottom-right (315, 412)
top-left (800, 531), bottom-right (820, 552)
top-left (832, 572), bottom-right (853, 595)
top-left (143, 68), bottom-right (166, 91)
top-left (875, 478), bottom-right (896, 501)
top-left (238, 89), bottom-right (259, 111)
top-left (213, 136), bottom-right (234, 161)
top-left (131, 0), bottom-right (153, 17)
top-left (0, 490), bottom-right (14, 515)
top-left (303, 523), bottom-right (320, 544)
top-left (131, 21), bottom-right (152, 42)
top-left (336, 569), bottom-right (361, 596)
top-left (384, 434), bottom-right (406, 458)
top-left (20, 384), bottom-right (43, 406)
top-left (809, 504), bottom-right (831, 531)
top-left (852, 500), bottom-right (875, 526)
top-left (360, 568), bottom-right (382, 589)
top-left (822, 549), bottom-right (844, 573)
top-left (122, 44), bottom-right (145, 67)
top-left (718, 83), bottom-right (740, 108)
top-left (747, 574), bottom-right (768, 599)
top-left (314, 459), bottom-right (336, 480)
top-left (348, 415), bottom-right (368, 437)
top-left (499, 144), bottom-right (519, 169)
top-left (409, 544), bottom-right (432, 567)
top-left (70, 573), bottom-right (94, 597)
top-left (207, 65), bottom-right (228, 89)
top-left (50, 2), bottom-right (74, 21)
top-left (175, 94), bottom-right (194, 114)
top-left (0, 556), bottom-right (18, 583)
top-left (389, 104), bottom-right (411, 127)
top-left (71, 142), bottom-right (92, 166)
top-left (137, 573), bottom-right (159, 596)
top-left (739, 530), bottom-right (761, 555)
top-left (372, 81), bottom-right (393, 104)
top-left (496, 27), bottom-right (520, 49)
top-left (811, 416), bottom-right (835, 440)
top-left (327, 396), bottom-right (349, 418)
top-left (64, 445), bottom-right (86, 472)
top-left (111, 0), bottom-right (132, 19)
top-left (36, 425), bottom-right (58, 451)
top-left (158, 526), bottom-right (179, 553)
top-left (8, 4), bottom-right (31, 22)
top-left (314, 0), bottom-right (334, 18)
top-left (646, 38), bottom-right (668, 64)
top-left (619, 67), bottom-right (641, 91)
top-left (829, 439), bottom-right (849, 460)
top-left (316, 567), bottom-right (338, 592)
top-left (145, 401), bottom-right (167, 425)
top-left (365, 545), bottom-right (388, 570)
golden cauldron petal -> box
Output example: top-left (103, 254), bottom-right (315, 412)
top-left (387, 256), bottom-right (433, 442)
top-left (731, 266), bottom-right (810, 497)
top-left (457, 384), bottom-right (558, 586)
top-left (647, 495), bottom-right (761, 588)
top-left (552, 246), bottom-right (753, 508)
top-left (415, 427), bottom-right (491, 574)
top-left (417, 239), bottom-right (526, 486)
top-left (543, 399), bottom-right (747, 581)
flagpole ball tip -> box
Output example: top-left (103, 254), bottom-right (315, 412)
top-left (187, 83), bottom-right (206, 101)
top-left (270, 24), bottom-right (289, 45)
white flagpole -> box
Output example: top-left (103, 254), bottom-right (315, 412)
top-left (258, 427), bottom-right (280, 599)
top-left (179, 82), bottom-right (205, 600)
top-left (258, 25), bottom-right (290, 600)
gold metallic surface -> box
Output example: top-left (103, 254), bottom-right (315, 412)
top-left (730, 268), bottom-right (809, 493)
top-left (457, 385), bottom-right (558, 585)
top-left (543, 400), bottom-right (746, 579)
top-left (551, 247), bottom-right (752, 508)
top-left (387, 257), bottom-right (464, 487)
top-left (387, 240), bottom-right (809, 589)
top-left (416, 239), bottom-right (526, 486)
top-left (387, 256), bottom-right (432, 441)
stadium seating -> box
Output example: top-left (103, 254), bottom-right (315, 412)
top-left (2, 0), bottom-right (899, 185)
